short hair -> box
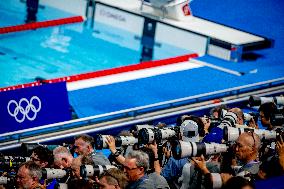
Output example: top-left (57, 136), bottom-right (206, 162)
top-left (258, 102), bottom-right (277, 120)
top-left (74, 134), bottom-right (94, 147)
top-left (100, 168), bottom-right (129, 189)
top-left (53, 146), bottom-right (70, 155)
top-left (125, 150), bottom-right (149, 172)
top-left (32, 146), bottom-right (54, 166)
top-left (139, 147), bottom-right (155, 171)
top-left (53, 146), bottom-right (72, 162)
top-left (19, 161), bottom-right (42, 181)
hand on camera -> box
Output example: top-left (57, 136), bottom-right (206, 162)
top-left (192, 155), bottom-right (210, 174)
top-left (147, 140), bottom-right (158, 154)
top-left (106, 135), bottom-right (116, 153)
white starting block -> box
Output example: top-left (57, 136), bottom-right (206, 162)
top-left (82, 0), bottom-right (272, 62)
top-left (140, 0), bottom-right (191, 20)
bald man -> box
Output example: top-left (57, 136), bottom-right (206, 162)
top-left (234, 132), bottom-right (261, 174)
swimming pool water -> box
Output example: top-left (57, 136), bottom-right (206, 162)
top-left (0, 13), bottom-right (190, 88)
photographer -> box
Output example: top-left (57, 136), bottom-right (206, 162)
top-left (74, 134), bottom-right (110, 165)
top-left (159, 140), bottom-right (187, 189)
top-left (220, 132), bottom-right (261, 184)
top-left (257, 135), bottom-right (284, 180)
top-left (16, 161), bottom-right (43, 189)
top-left (30, 146), bottom-right (54, 168)
top-left (176, 115), bottom-right (219, 189)
top-left (234, 132), bottom-right (261, 174)
top-left (258, 102), bottom-right (278, 130)
top-left (123, 150), bottom-right (154, 188)
top-left (194, 132), bottom-right (261, 187)
top-left (106, 136), bottom-right (169, 188)
top-left (53, 146), bottom-right (73, 169)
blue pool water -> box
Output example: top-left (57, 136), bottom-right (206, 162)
top-left (0, 1), bottom-right (189, 88)
top-left (1, 0), bottom-right (283, 119)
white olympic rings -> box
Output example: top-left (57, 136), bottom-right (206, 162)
top-left (7, 96), bottom-right (41, 123)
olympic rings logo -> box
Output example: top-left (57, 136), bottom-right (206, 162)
top-left (7, 96), bottom-right (42, 123)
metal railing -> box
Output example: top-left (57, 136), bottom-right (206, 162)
top-left (0, 77), bottom-right (283, 150)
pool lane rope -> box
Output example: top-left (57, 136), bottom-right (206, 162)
top-left (0, 16), bottom-right (84, 34)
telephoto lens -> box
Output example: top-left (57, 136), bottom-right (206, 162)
top-left (80, 165), bottom-right (116, 179)
top-left (248, 95), bottom-right (284, 106)
top-left (223, 126), bottom-right (278, 142)
top-left (171, 140), bottom-right (228, 160)
top-left (41, 168), bottom-right (72, 179)
top-left (95, 134), bottom-right (138, 149)
top-left (138, 127), bottom-right (178, 144)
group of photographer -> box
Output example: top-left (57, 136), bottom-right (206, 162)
top-left (1, 96), bottom-right (284, 189)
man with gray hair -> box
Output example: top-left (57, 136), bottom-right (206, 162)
top-left (53, 146), bottom-right (73, 169)
top-left (16, 161), bottom-right (43, 189)
top-left (124, 150), bottom-right (155, 189)
top-left (194, 132), bottom-right (261, 186)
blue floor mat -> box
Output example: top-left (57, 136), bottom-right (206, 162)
top-left (69, 0), bottom-right (284, 118)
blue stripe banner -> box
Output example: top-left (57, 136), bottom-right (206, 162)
top-left (0, 82), bottom-right (71, 134)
